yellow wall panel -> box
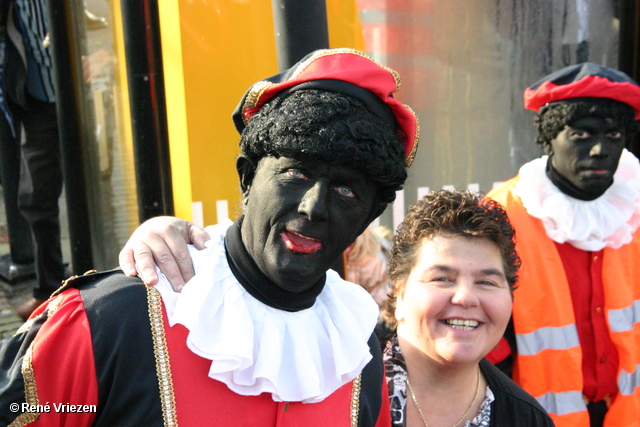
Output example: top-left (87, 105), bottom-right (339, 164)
top-left (327, 0), bottom-right (365, 51)
top-left (183, 0), bottom-right (278, 225)
top-left (160, 0), bottom-right (364, 226)
top-left (158, 0), bottom-right (193, 221)
top-left (109, 0), bottom-right (137, 226)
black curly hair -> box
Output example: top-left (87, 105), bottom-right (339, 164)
top-left (239, 89), bottom-right (408, 205)
top-left (535, 98), bottom-right (638, 151)
top-left (382, 190), bottom-right (520, 330)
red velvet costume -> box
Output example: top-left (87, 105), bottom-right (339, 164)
top-left (0, 271), bottom-right (390, 426)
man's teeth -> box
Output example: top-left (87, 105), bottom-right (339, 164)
top-left (290, 230), bottom-right (316, 241)
top-left (444, 319), bottom-right (479, 331)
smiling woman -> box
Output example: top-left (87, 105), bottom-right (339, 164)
top-left (394, 235), bottom-right (512, 368)
top-left (379, 190), bottom-right (553, 427)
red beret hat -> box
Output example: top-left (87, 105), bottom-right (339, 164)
top-left (524, 63), bottom-right (640, 119)
top-left (232, 48), bottom-right (420, 167)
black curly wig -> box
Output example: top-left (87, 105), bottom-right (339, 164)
top-left (534, 98), bottom-right (638, 151)
top-left (239, 89), bottom-right (408, 205)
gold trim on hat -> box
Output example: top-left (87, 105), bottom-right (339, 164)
top-left (403, 104), bottom-right (420, 169)
top-left (242, 80), bottom-right (275, 127)
top-left (145, 284), bottom-right (178, 427)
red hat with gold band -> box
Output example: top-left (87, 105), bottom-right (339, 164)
top-left (524, 62), bottom-right (640, 119)
top-left (232, 48), bottom-right (420, 168)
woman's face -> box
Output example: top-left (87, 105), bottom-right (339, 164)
top-left (395, 235), bottom-right (512, 368)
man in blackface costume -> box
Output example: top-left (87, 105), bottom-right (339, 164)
top-left (0, 48), bottom-right (419, 426)
top-left (486, 63), bottom-right (640, 427)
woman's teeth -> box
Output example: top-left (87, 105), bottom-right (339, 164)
top-left (444, 319), bottom-right (479, 331)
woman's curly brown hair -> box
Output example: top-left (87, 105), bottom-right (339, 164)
top-left (382, 190), bottom-right (520, 329)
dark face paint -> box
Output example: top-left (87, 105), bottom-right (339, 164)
top-left (549, 116), bottom-right (626, 198)
top-left (240, 156), bottom-right (378, 293)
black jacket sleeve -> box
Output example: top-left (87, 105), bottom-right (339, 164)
top-left (481, 359), bottom-right (555, 426)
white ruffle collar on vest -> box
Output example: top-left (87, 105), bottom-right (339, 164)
top-left (154, 221), bottom-right (379, 403)
top-left (515, 149), bottom-right (640, 251)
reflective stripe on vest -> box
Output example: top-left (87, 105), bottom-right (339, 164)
top-left (608, 300), bottom-right (640, 333)
top-left (515, 324), bottom-right (580, 356)
top-left (619, 364), bottom-right (640, 396)
top-left (536, 390), bottom-right (586, 416)
top-left (488, 177), bottom-right (640, 427)
top-left (609, 301), bottom-right (640, 396)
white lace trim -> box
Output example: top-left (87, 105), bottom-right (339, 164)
top-left (515, 149), bottom-right (640, 251)
top-left (155, 222), bottom-right (379, 403)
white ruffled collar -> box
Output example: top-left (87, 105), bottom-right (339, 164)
top-left (515, 149), bottom-right (640, 251)
top-left (155, 221), bottom-right (379, 403)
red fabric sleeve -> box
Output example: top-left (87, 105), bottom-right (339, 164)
top-left (27, 290), bottom-right (98, 426)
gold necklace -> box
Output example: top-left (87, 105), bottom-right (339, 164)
top-left (406, 366), bottom-right (481, 427)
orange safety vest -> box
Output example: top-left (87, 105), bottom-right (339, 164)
top-left (488, 176), bottom-right (640, 427)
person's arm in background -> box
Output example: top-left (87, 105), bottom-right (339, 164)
top-left (118, 216), bottom-right (210, 291)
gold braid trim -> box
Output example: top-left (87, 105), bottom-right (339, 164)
top-left (146, 284), bottom-right (178, 427)
top-left (45, 295), bottom-right (64, 318)
top-left (13, 319), bottom-right (35, 337)
top-left (242, 80), bottom-right (275, 126)
top-left (50, 269), bottom-right (98, 298)
top-left (9, 346), bottom-right (39, 426)
top-left (403, 103), bottom-right (421, 169)
top-left (10, 294), bottom-right (64, 424)
top-left (349, 373), bottom-right (362, 427)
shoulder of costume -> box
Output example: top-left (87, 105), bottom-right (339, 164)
top-left (0, 268), bottom-right (161, 425)
top-left (0, 307), bottom-right (51, 425)
top-left (51, 268), bottom-right (143, 295)
top-left (76, 269), bottom-right (163, 424)
top-left (13, 269), bottom-right (162, 424)
top-left (51, 269), bottom-right (156, 371)
top-left (4, 269), bottom-right (144, 352)
top-left (47, 269), bottom-right (151, 326)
